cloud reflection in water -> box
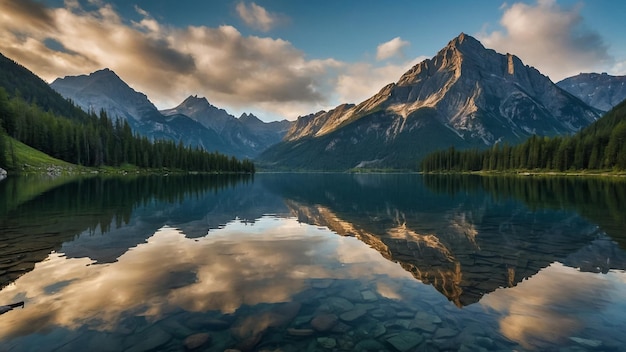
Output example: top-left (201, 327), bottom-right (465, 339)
top-left (0, 216), bottom-right (412, 341)
top-left (480, 262), bottom-right (623, 348)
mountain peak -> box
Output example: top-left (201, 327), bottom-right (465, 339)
top-left (442, 33), bottom-right (486, 56)
top-left (89, 68), bottom-right (120, 80)
top-left (181, 95), bottom-right (210, 108)
top-left (239, 113), bottom-right (262, 124)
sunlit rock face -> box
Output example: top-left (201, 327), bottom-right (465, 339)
top-left (557, 73), bottom-right (626, 112)
top-left (258, 33), bottom-right (600, 170)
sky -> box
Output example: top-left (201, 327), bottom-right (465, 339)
top-left (0, 0), bottom-right (625, 121)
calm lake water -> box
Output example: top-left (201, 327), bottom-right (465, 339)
top-left (1, 173), bottom-right (625, 352)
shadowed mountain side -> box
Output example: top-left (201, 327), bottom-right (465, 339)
top-left (161, 96), bottom-right (292, 158)
top-left (557, 73), bottom-right (626, 112)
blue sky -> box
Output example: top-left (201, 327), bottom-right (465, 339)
top-left (1, 0), bottom-right (625, 121)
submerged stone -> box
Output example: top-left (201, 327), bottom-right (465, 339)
top-left (339, 307), bottom-right (367, 322)
top-left (311, 313), bottom-right (338, 332)
top-left (286, 328), bottom-right (314, 336)
top-left (410, 319), bottom-right (438, 333)
top-left (370, 323), bottom-right (386, 338)
top-left (361, 290), bottom-right (378, 302)
top-left (434, 327), bottom-right (459, 339)
top-left (317, 337), bottom-right (337, 349)
top-left (386, 331), bottom-right (424, 352)
top-left (183, 333), bottom-right (211, 350)
top-left (325, 296), bottom-right (355, 312)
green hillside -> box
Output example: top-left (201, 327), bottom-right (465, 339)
top-left (0, 134), bottom-right (77, 172)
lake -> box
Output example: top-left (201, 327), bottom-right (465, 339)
top-left (1, 173), bottom-right (625, 352)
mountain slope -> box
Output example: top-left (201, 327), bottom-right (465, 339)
top-left (258, 33), bottom-right (600, 170)
top-left (51, 69), bottom-right (163, 126)
top-left (52, 71), bottom-right (291, 158)
top-left (161, 95), bottom-right (291, 157)
top-left (51, 70), bottom-right (241, 156)
top-left (0, 52), bottom-right (89, 121)
top-left (557, 73), bottom-right (626, 112)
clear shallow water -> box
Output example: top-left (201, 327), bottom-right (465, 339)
top-left (0, 174), bottom-right (625, 351)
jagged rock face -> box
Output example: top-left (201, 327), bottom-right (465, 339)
top-left (259, 33), bottom-right (600, 170)
top-left (161, 95), bottom-right (292, 157)
top-left (161, 95), bottom-right (234, 132)
top-left (284, 104), bottom-right (355, 141)
top-left (51, 69), bottom-right (161, 124)
top-left (557, 73), bottom-right (626, 112)
top-left (51, 70), bottom-right (291, 158)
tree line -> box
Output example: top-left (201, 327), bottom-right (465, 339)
top-left (421, 99), bottom-right (626, 172)
top-left (0, 87), bottom-right (254, 173)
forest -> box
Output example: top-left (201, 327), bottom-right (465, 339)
top-left (0, 87), bottom-right (254, 173)
top-left (420, 99), bottom-right (626, 172)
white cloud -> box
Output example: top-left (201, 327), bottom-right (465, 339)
top-left (480, 263), bottom-right (615, 349)
top-left (478, 0), bottom-right (612, 81)
top-left (376, 37), bottom-right (410, 61)
top-left (336, 57), bottom-right (425, 104)
top-left (613, 60), bottom-right (626, 76)
top-left (236, 2), bottom-right (281, 32)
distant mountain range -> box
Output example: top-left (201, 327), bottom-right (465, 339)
top-left (257, 33), bottom-right (602, 170)
top-left (50, 70), bottom-right (291, 159)
top-left (557, 73), bottom-right (626, 112)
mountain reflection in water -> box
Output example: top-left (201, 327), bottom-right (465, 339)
top-left (0, 173), bottom-right (625, 351)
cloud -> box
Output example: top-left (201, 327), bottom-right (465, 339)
top-left (0, 0), bottom-right (55, 32)
top-left (478, 0), bottom-right (612, 81)
top-left (0, 1), bottom-right (424, 121)
top-left (376, 37), bottom-right (410, 61)
top-left (236, 2), bottom-right (282, 32)
top-left (0, 1), bottom-right (339, 118)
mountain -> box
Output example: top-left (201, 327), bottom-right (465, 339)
top-left (50, 68), bottom-right (223, 149)
top-left (257, 33), bottom-right (600, 170)
top-left (557, 73), bottom-right (626, 112)
top-left (51, 69), bottom-right (164, 127)
top-left (51, 70), bottom-right (291, 158)
top-left (161, 95), bottom-right (292, 157)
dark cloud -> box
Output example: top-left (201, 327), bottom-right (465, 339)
top-left (131, 38), bottom-right (196, 74)
top-left (0, 0), bottom-right (56, 31)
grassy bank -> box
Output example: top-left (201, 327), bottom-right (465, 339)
top-left (0, 136), bottom-right (233, 177)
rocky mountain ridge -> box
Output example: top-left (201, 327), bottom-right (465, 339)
top-left (260, 33), bottom-right (601, 170)
top-left (51, 69), bottom-right (291, 158)
top-left (557, 72), bottom-right (626, 112)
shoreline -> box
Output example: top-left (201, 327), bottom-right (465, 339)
top-left (420, 170), bottom-right (626, 178)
